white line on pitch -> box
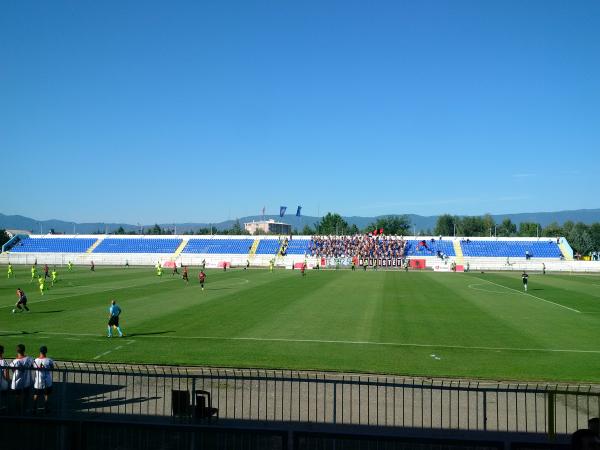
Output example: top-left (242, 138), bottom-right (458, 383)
top-left (93, 350), bottom-right (113, 360)
top-left (474, 277), bottom-right (581, 313)
top-left (5, 330), bottom-right (599, 355)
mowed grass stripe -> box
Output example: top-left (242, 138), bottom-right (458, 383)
top-left (1, 265), bottom-right (600, 381)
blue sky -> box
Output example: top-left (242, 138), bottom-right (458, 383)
top-left (1, 0), bottom-right (599, 223)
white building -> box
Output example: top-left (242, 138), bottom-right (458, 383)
top-left (244, 219), bottom-right (291, 235)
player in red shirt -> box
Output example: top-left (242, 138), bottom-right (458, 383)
top-left (198, 270), bottom-right (206, 291)
top-left (182, 266), bottom-right (189, 283)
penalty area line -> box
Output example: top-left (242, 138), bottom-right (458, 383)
top-left (473, 277), bottom-right (581, 313)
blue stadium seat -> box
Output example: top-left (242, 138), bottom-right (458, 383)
top-left (183, 239), bottom-right (254, 254)
top-left (11, 238), bottom-right (96, 253)
top-left (255, 240), bottom-right (280, 255)
top-left (93, 238), bottom-right (182, 253)
top-left (460, 240), bottom-right (561, 257)
top-left (403, 240), bottom-right (456, 257)
top-left (286, 240), bottom-right (311, 255)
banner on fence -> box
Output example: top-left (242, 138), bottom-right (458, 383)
top-left (410, 259), bottom-right (426, 269)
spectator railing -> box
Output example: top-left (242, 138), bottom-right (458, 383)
top-left (0, 363), bottom-right (598, 440)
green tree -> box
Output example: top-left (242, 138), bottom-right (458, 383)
top-left (482, 214), bottom-right (496, 237)
top-left (314, 213), bottom-right (348, 235)
top-left (562, 221), bottom-right (575, 237)
top-left (497, 218), bottom-right (517, 237)
top-left (542, 222), bottom-right (563, 238)
top-left (145, 224), bottom-right (163, 235)
top-left (568, 222), bottom-right (593, 255)
top-left (458, 216), bottom-right (487, 236)
top-left (114, 226), bottom-right (126, 235)
top-left (228, 219), bottom-right (249, 235)
top-left (434, 214), bottom-right (458, 236)
top-left (347, 224), bottom-right (360, 235)
top-left (366, 215), bottom-right (411, 235)
top-left (589, 223), bottom-right (600, 251)
top-left (518, 222), bottom-right (540, 237)
top-left (301, 224), bottom-right (315, 235)
top-left (0, 229), bottom-right (10, 248)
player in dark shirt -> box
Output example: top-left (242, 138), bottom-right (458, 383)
top-left (199, 270), bottom-right (206, 291)
top-left (522, 272), bottom-right (528, 292)
top-left (182, 266), bottom-right (189, 283)
top-left (14, 288), bottom-right (30, 313)
top-left (44, 264), bottom-right (50, 279)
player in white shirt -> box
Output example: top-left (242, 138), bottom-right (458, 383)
top-left (0, 345), bottom-right (9, 411)
top-left (33, 345), bottom-right (54, 413)
top-left (10, 344), bottom-right (34, 414)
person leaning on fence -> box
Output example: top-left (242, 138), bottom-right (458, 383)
top-left (33, 345), bottom-right (54, 414)
top-left (0, 345), bottom-right (9, 412)
top-left (10, 343), bottom-right (34, 414)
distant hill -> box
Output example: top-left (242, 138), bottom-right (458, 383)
top-left (1, 209), bottom-right (600, 234)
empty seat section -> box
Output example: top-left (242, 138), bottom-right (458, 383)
top-left (11, 238), bottom-right (97, 253)
top-left (460, 240), bottom-right (562, 257)
top-left (93, 239), bottom-right (182, 253)
top-left (285, 240), bottom-right (311, 255)
top-left (255, 240), bottom-right (280, 255)
top-left (183, 239), bottom-right (254, 254)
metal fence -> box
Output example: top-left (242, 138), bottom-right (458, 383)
top-left (1, 363), bottom-right (599, 439)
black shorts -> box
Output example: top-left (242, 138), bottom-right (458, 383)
top-left (17, 297), bottom-right (27, 305)
top-left (108, 316), bottom-right (120, 327)
top-left (34, 386), bottom-right (53, 396)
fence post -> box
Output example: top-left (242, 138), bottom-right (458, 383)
top-left (483, 391), bottom-right (487, 431)
top-left (60, 370), bottom-right (67, 417)
top-left (191, 377), bottom-right (196, 420)
top-left (333, 382), bottom-right (337, 424)
top-left (547, 392), bottom-right (555, 440)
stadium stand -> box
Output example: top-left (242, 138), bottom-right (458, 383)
top-left (93, 238), bottom-right (182, 253)
top-left (183, 238), bottom-right (254, 254)
top-left (285, 239), bottom-right (311, 255)
top-left (5, 234), bottom-right (590, 273)
top-left (405, 239), bottom-right (456, 257)
top-left (10, 238), bottom-right (97, 253)
top-left (255, 239), bottom-right (280, 255)
top-left (460, 239), bottom-right (562, 258)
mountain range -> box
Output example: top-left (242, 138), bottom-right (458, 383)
top-left (2, 209), bottom-right (600, 234)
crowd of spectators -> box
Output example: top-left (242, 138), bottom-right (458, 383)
top-left (309, 235), bottom-right (408, 259)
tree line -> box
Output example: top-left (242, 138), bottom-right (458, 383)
top-left (301, 213), bottom-right (600, 255)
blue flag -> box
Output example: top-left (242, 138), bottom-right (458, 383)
top-left (279, 206), bottom-right (287, 217)
top-left (296, 206), bottom-right (302, 217)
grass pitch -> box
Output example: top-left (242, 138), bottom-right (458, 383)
top-left (1, 264), bottom-right (600, 382)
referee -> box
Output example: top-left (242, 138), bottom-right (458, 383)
top-left (107, 300), bottom-right (124, 338)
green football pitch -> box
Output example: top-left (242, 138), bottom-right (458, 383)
top-left (1, 264), bottom-right (600, 382)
